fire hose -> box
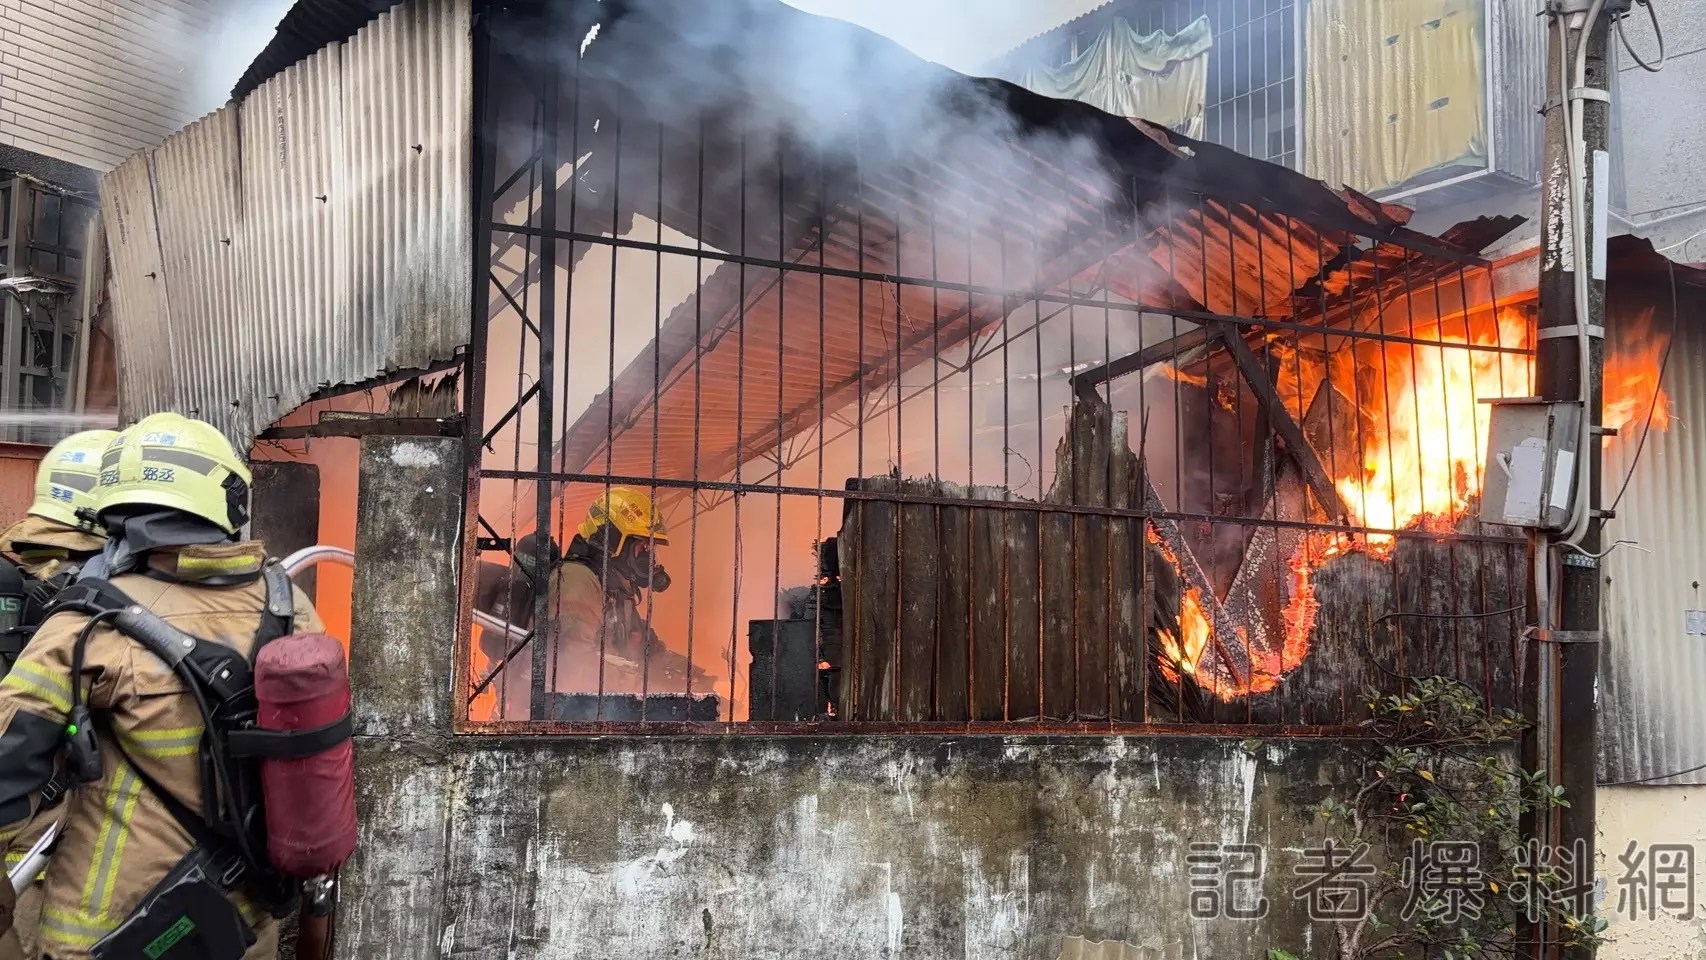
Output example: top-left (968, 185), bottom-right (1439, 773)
top-left (9, 545), bottom-right (537, 896)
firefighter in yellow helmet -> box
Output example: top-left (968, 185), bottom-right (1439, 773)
top-left (0, 413), bottom-right (324, 960)
top-left (542, 487), bottom-right (707, 712)
top-left (1, 429), bottom-right (115, 580)
top-left (0, 432), bottom-right (113, 959)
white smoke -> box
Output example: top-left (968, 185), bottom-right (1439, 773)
top-left (187, 0), bottom-right (296, 117)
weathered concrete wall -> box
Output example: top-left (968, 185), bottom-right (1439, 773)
top-left (1596, 785), bottom-right (1706, 959)
top-left (428, 734), bottom-right (1355, 959)
top-left (337, 436), bottom-right (1365, 959)
top-left (342, 436), bottom-right (460, 960)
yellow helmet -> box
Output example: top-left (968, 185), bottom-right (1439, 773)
top-left (94, 413), bottom-right (252, 534)
top-left (577, 487), bottom-right (668, 557)
top-left (29, 429), bottom-right (118, 528)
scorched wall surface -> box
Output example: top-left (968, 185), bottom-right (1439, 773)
top-left (342, 734), bottom-right (1363, 959)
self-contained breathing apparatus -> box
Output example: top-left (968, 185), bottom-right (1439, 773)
top-left (46, 561), bottom-right (357, 959)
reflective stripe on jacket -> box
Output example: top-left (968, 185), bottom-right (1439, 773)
top-left (0, 541), bottom-right (321, 960)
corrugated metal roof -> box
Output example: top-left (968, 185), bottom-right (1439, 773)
top-left (1598, 238), bottom-right (1706, 786)
top-left (231, 0), bottom-right (407, 102)
top-left (101, 0), bottom-right (472, 446)
top-left (517, 0), bottom-right (1505, 525)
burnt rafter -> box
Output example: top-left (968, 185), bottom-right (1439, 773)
top-left (1214, 321), bottom-right (1350, 524)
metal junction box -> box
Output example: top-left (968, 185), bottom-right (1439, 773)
top-left (1480, 399), bottom-right (1583, 530)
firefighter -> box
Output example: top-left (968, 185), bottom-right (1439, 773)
top-left (0, 412), bottom-right (324, 960)
top-left (472, 531), bottom-right (561, 716)
top-left (0, 430), bottom-right (113, 960)
top-left (1, 430), bottom-right (116, 584)
top-left (546, 487), bottom-right (707, 699)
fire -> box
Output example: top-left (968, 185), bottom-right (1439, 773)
top-left (1159, 585), bottom-right (1212, 683)
top-left (1159, 363), bottom-right (1208, 388)
top-left (1152, 300), bottom-right (1674, 703)
top-left (1603, 308), bottom-right (1673, 436)
top-left (1333, 308), bottom-right (1533, 546)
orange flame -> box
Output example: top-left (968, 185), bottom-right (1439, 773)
top-left (1333, 308), bottom-right (1533, 547)
top-left (1149, 303), bottom-right (1679, 701)
top-left (1603, 308), bottom-right (1673, 436)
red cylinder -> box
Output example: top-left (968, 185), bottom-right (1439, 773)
top-left (253, 633), bottom-right (357, 878)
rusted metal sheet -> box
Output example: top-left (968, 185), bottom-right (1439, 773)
top-left (99, 154), bottom-right (177, 417)
top-left (99, 0), bottom-right (472, 446)
top-left (1599, 245), bottom-right (1706, 786)
top-left (150, 109), bottom-right (250, 430)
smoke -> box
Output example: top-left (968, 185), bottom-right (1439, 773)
top-left (478, 0), bottom-right (1211, 717)
top-left (186, 0), bottom-right (296, 118)
top-left (778, 0), bottom-right (1107, 75)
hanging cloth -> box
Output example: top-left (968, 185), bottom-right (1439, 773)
top-left (1016, 15), bottom-right (1214, 139)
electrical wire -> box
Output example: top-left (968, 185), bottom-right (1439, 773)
top-left (1601, 759), bottom-right (1706, 786)
top-left (1656, 222), bottom-right (1706, 253)
top-left (1364, 605), bottom-right (1528, 684)
top-left (1607, 259), bottom-right (1678, 514)
top-left (1616, 0), bottom-right (1666, 72)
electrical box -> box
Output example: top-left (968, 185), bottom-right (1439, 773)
top-left (1480, 399), bottom-right (1582, 530)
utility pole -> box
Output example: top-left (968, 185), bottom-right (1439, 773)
top-left (1532, 2), bottom-right (1617, 958)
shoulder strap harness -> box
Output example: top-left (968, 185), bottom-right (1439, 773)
top-left (51, 559), bottom-right (327, 913)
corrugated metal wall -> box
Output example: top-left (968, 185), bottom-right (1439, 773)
top-left (1599, 272), bottom-right (1706, 785)
top-left (99, 0), bottom-right (472, 446)
top-left (1486, 0), bottom-right (1547, 185)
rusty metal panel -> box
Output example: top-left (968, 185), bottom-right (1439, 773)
top-left (149, 108), bottom-right (251, 434)
top-left (99, 0), bottom-right (472, 447)
top-left (1599, 278), bottom-right (1706, 786)
top-left (239, 40), bottom-right (347, 439)
top-left (340, 0), bottom-right (474, 393)
top-left (99, 153), bottom-right (177, 420)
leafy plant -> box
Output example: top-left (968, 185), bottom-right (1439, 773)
top-left (1298, 677), bottom-right (1606, 959)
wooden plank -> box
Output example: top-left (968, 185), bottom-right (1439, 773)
top-left (1109, 411), bottom-right (1143, 722)
top-left (1066, 396), bottom-right (1114, 721)
top-left (1216, 322), bottom-right (1352, 523)
top-left (1005, 509), bottom-right (1041, 720)
top-left (969, 487), bottom-right (1010, 721)
top-left (259, 416), bottom-right (464, 441)
top-left (1039, 508), bottom-right (1075, 719)
top-left (1070, 323), bottom-right (1214, 393)
top-left (896, 493), bottom-right (939, 721)
top-left (936, 491), bottom-right (972, 721)
top-left (843, 479), bottom-right (899, 721)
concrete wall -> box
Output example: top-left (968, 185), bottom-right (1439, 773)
top-left (0, 0), bottom-right (214, 172)
top-left (338, 435), bottom-right (1370, 959)
top-left (1596, 786), bottom-right (1706, 959)
top-left (1613, 0), bottom-right (1706, 259)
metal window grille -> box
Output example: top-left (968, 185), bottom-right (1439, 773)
top-left (458, 0), bottom-right (1531, 735)
top-left (0, 179), bottom-right (89, 445)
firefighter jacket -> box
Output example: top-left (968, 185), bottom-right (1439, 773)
top-left (546, 559), bottom-right (703, 696)
top-left (0, 516), bottom-right (103, 582)
top-left (0, 515), bottom-right (99, 959)
top-left (0, 541), bottom-right (322, 960)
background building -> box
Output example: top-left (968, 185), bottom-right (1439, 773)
top-left (0, 0), bottom-right (282, 444)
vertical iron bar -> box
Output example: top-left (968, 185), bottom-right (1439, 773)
top-left (529, 55), bottom-right (561, 722)
top-left (730, 104), bottom-right (748, 721)
top-left (686, 114), bottom-right (707, 708)
top-left (1370, 239), bottom-right (1406, 689)
top-left (772, 132), bottom-right (786, 721)
top-left (641, 116), bottom-right (665, 718)
top-left (457, 11), bottom-right (498, 727)
top-left (594, 97), bottom-right (627, 720)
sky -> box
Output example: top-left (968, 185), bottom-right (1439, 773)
top-left (197, 0), bottom-right (1107, 113)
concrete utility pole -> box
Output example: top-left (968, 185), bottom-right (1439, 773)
top-left (1532, 2), bottom-right (1617, 957)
